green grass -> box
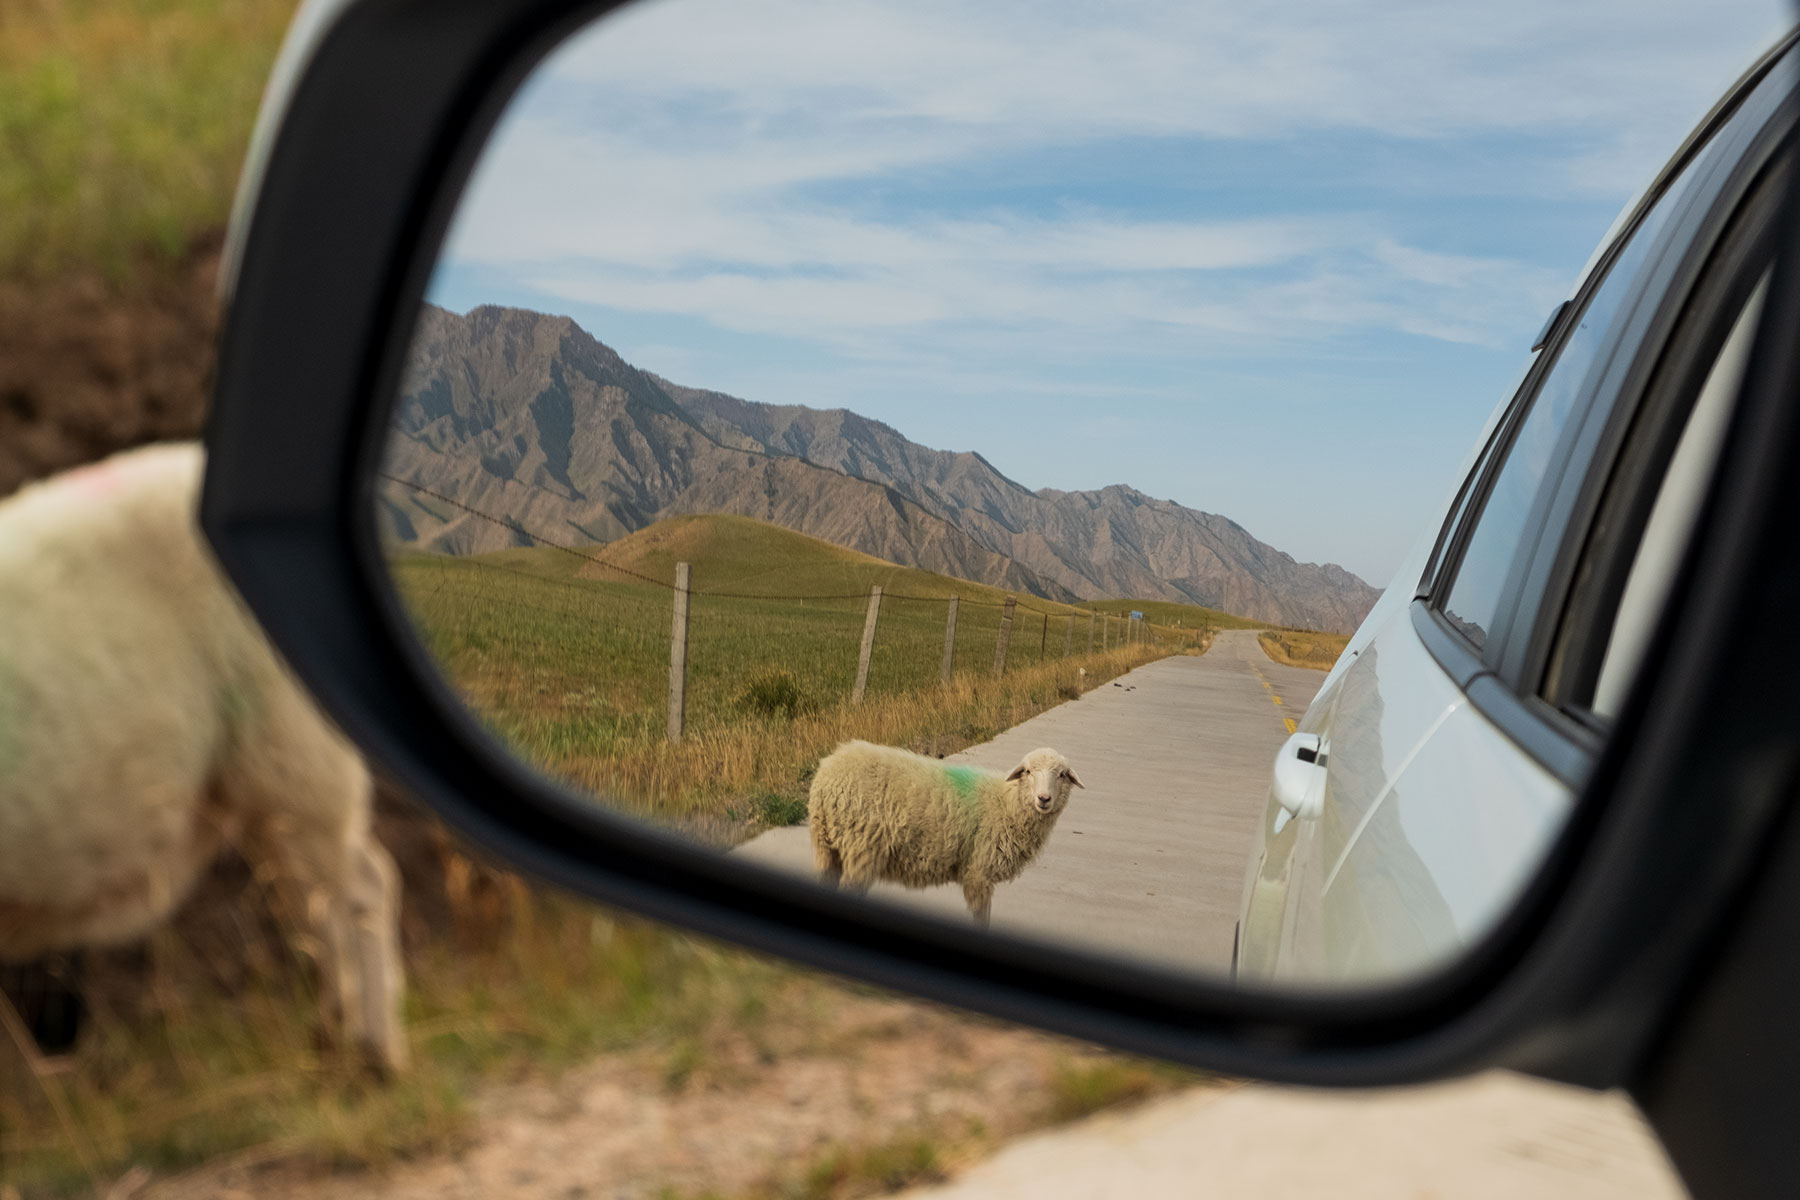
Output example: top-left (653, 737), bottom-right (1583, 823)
top-left (387, 513), bottom-right (1194, 826)
top-left (0, 0), bottom-right (299, 281)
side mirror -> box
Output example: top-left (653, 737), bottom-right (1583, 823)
top-left (200, 1), bottom-right (1800, 1163)
top-left (1270, 733), bottom-right (1326, 832)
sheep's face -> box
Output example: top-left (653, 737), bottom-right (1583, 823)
top-left (1005, 748), bottom-right (1084, 817)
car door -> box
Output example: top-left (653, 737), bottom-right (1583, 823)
top-left (1239, 45), bottom-right (1796, 985)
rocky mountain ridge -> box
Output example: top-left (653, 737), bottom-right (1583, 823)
top-left (381, 304), bottom-right (1380, 630)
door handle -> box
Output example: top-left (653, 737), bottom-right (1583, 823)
top-left (1271, 731), bottom-right (1327, 833)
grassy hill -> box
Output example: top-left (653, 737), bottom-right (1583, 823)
top-left (389, 514), bottom-right (1190, 827)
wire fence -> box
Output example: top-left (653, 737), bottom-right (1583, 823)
top-left (380, 474), bottom-right (1200, 746)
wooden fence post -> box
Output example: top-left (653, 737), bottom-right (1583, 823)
top-left (994, 597), bottom-right (1016, 675)
top-left (668, 561), bottom-right (691, 743)
top-left (1064, 613), bottom-right (1074, 657)
top-left (940, 595), bottom-right (959, 687)
top-left (852, 584), bottom-right (882, 704)
top-left (1087, 611), bottom-right (1096, 653)
top-left (1040, 611), bottom-right (1048, 660)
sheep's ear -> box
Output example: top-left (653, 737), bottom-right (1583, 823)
top-left (1005, 763), bottom-right (1028, 781)
top-left (1066, 768), bottom-right (1085, 789)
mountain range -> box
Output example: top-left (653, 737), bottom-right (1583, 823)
top-left (380, 304), bottom-right (1381, 631)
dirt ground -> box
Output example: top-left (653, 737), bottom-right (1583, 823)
top-left (132, 996), bottom-right (1190, 1200)
top-left (0, 242), bottom-right (222, 499)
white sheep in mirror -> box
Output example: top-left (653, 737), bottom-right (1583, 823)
top-left (808, 741), bottom-right (1084, 925)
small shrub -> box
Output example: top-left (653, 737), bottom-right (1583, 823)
top-left (1056, 682), bottom-right (1082, 701)
top-left (1045, 1057), bottom-right (1204, 1123)
top-left (736, 669), bottom-right (820, 720)
top-left (794, 1136), bottom-right (944, 1199)
top-left (751, 790), bottom-right (809, 827)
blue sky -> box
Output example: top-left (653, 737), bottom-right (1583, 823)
top-left (428, 0), bottom-right (1792, 586)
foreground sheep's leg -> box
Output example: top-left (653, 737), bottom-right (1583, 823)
top-left (812, 836), bottom-right (843, 889)
top-left (838, 854), bottom-right (877, 897)
top-left (962, 880), bottom-right (994, 927)
top-left (340, 830), bottom-right (408, 1074)
top-left (228, 695), bottom-right (409, 1075)
top-left (285, 802), bottom-right (408, 1073)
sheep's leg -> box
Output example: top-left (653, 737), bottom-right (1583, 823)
top-left (812, 834), bottom-right (843, 889)
top-left (962, 880), bottom-right (994, 927)
top-left (338, 827), bottom-right (407, 1073)
top-left (225, 693), bottom-right (408, 1075)
top-left (838, 853), bottom-right (877, 897)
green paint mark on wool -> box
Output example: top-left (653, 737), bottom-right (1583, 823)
top-left (942, 765), bottom-right (986, 804)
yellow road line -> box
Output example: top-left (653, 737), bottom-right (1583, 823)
top-left (1250, 662), bottom-right (1296, 732)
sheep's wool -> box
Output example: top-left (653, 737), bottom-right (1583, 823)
top-left (0, 442), bottom-right (409, 1073)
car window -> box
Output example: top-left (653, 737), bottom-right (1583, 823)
top-left (1438, 139), bottom-right (1723, 653)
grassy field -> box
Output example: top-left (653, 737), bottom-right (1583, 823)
top-left (1256, 630), bottom-right (1353, 671)
top-left (0, 0), bottom-right (300, 281)
top-left (389, 514), bottom-right (1182, 833)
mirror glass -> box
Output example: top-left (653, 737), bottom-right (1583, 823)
top-left (375, 0), bottom-right (1786, 988)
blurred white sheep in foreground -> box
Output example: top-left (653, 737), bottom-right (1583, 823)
top-left (0, 442), bottom-right (407, 1072)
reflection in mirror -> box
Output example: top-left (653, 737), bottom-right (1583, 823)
top-left (375, 0), bottom-right (1784, 987)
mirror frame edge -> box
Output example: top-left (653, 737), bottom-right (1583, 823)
top-left (199, 0), bottom-right (1800, 1092)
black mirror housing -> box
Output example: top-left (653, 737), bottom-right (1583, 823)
top-left (202, 0), bottom-right (1800, 1126)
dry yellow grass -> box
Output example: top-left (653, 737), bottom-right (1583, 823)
top-left (1256, 630), bottom-right (1350, 671)
top-left (545, 643), bottom-right (1168, 833)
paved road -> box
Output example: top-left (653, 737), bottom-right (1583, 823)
top-left (888, 1073), bottom-right (1684, 1200)
top-left (737, 629), bottom-right (1325, 975)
